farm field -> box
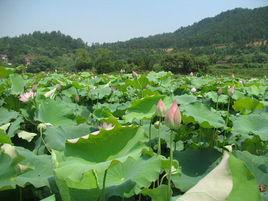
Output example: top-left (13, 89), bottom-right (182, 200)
top-left (0, 70), bottom-right (267, 201)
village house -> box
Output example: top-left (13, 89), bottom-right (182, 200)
top-left (0, 54), bottom-right (8, 63)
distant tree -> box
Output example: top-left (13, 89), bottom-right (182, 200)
top-left (27, 56), bottom-right (55, 72)
top-left (74, 48), bottom-right (92, 71)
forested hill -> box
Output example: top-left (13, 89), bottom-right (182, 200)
top-left (0, 31), bottom-right (86, 62)
top-left (101, 6), bottom-right (268, 49)
top-left (0, 6), bottom-right (267, 74)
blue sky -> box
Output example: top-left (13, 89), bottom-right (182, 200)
top-left (0, 0), bottom-right (267, 44)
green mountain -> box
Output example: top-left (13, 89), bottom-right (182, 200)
top-left (0, 6), bottom-right (267, 74)
top-left (102, 6), bottom-right (268, 49)
top-left (0, 31), bottom-right (86, 64)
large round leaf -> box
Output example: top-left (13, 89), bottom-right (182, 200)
top-left (182, 102), bottom-right (226, 128)
top-left (9, 74), bottom-right (27, 95)
top-left (53, 126), bottom-right (150, 201)
top-left (233, 97), bottom-right (264, 114)
top-left (171, 148), bottom-right (222, 192)
top-left (124, 95), bottom-right (164, 123)
top-left (226, 154), bottom-right (261, 201)
top-left (0, 108), bottom-right (18, 126)
top-left (44, 124), bottom-right (94, 151)
top-left (35, 99), bottom-right (77, 126)
top-left (234, 151), bottom-right (268, 201)
top-left (0, 145), bottom-right (53, 190)
top-left (231, 112), bottom-right (268, 141)
top-left (104, 156), bottom-right (162, 198)
top-left (175, 150), bottom-right (232, 201)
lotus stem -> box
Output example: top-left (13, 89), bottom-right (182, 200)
top-left (101, 169), bottom-right (108, 201)
top-left (168, 130), bottom-right (174, 198)
top-left (157, 120), bottom-right (161, 155)
top-left (216, 94), bottom-right (219, 110)
top-left (149, 120), bottom-right (152, 141)
top-left (40, 127), bottom-right (52, 154)
top-left (19, 187), bottom-right (22, 201)
top-left (226, 96), bottom-right (231, 126)
top-left (160, 172), bottom-right (168, 185)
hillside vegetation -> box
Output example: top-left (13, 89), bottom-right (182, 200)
top-left (0, 6), bottom-right (268, 75)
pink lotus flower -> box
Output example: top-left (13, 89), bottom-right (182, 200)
top-left (19, 90), bottom-right (36, 103)
top-left (165, 100), bottom-right (181, 130)
top-left (156, 99), bottom-right (166, 117)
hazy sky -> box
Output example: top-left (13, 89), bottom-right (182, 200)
top-left (0, 0), bottom-right (267, 44)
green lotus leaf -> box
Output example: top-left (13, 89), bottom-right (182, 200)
top-left (171, 148), bottom-right (222, 192)
top-left (40, 195), bottom-right (56, 201)
top-left (0, 151), bottom-right (18, 190)
top-left (54, 168), bottom-right (100, 201)
top-left (234, 151), bottom-right (268, 201)
top-left (0, 107), bottom-right (18, 126)
top-left (244, 85), bottom-right (267, 97)
top-left (182, 102), bottom-right (226, 128)
top-left (190, 77), bottom-right (209, 87)
top-left (231, 112), bottom-right (268, 141)
top-left (44, 124), bottom-right (94, 151)
top-left (233, 97), bottom-right (264, 114)
top-left (125, 75), bottom-right (149, 90)
top-left (147, 71), bottom-right (172, 82)
top-left (90, 84), bottom-right (112, 100)
top-left (15, 146), bottom-right (53, 188)
top-left (124, 95), bottom-right (164, 123)
top-left (35, 99), bottom-right (77, 126)
top-left (9, 74), bottom-right (27, 95)
top-left (0, 145), bottom-right (53, 190)
top-left (7, 116), bottom-right (23, 137)
top-left (205, 91), bottom-right (229, 104)
top-left (174, 94), bottom-right (197, 106)
top-left (0, 130), bottom-right (12, 144)
top-left (0, 67), bottom-right (14, 79)
top-left (175, 150), bottom-right (232, 201)
top-left (65, 126), bottom-right (146, 162)
top-left (53, 126), bottom-right (149, 201)
top-left (227, 154), bottom-right (261, 201)
top-left (104, 156), bottom-right (162, 198)
top-left (142, 185), bottom-right (170, 201)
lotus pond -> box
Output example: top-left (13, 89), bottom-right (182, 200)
top-left (0, 71), bottom-right (267, 201)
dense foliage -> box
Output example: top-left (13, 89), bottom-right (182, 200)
top-left (105, 6), bottom-right (268, 49)
top-left (0, 68), bottom-right (267, 201)
top-left (0, 7), bottom-right (268, 74)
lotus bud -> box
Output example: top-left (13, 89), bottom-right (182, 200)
top-left (165, 100), bottom-right (181, 130)
top-left (44, 87), bottom-right (57, 98)
top-left (154, 121), bottom-right (160, 129)
top-left (37, 123), bottom-right (52, 131)
top-left (217, 87), bottom-right (223, 95)
top-left (74, 95), bottom-right (80, 103)
top-left (156, 99), bottom-right (166, 117)
top-left (32, 84), bottom-right (38, 92)
top-left (56, 84), bottom-right (62, 91)
top-left (132, 71), bottom-right (138, 79)
top-left (227, 86), bottom-right (235, 96)
top-left (191, 87), bottom-right (197, 93)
